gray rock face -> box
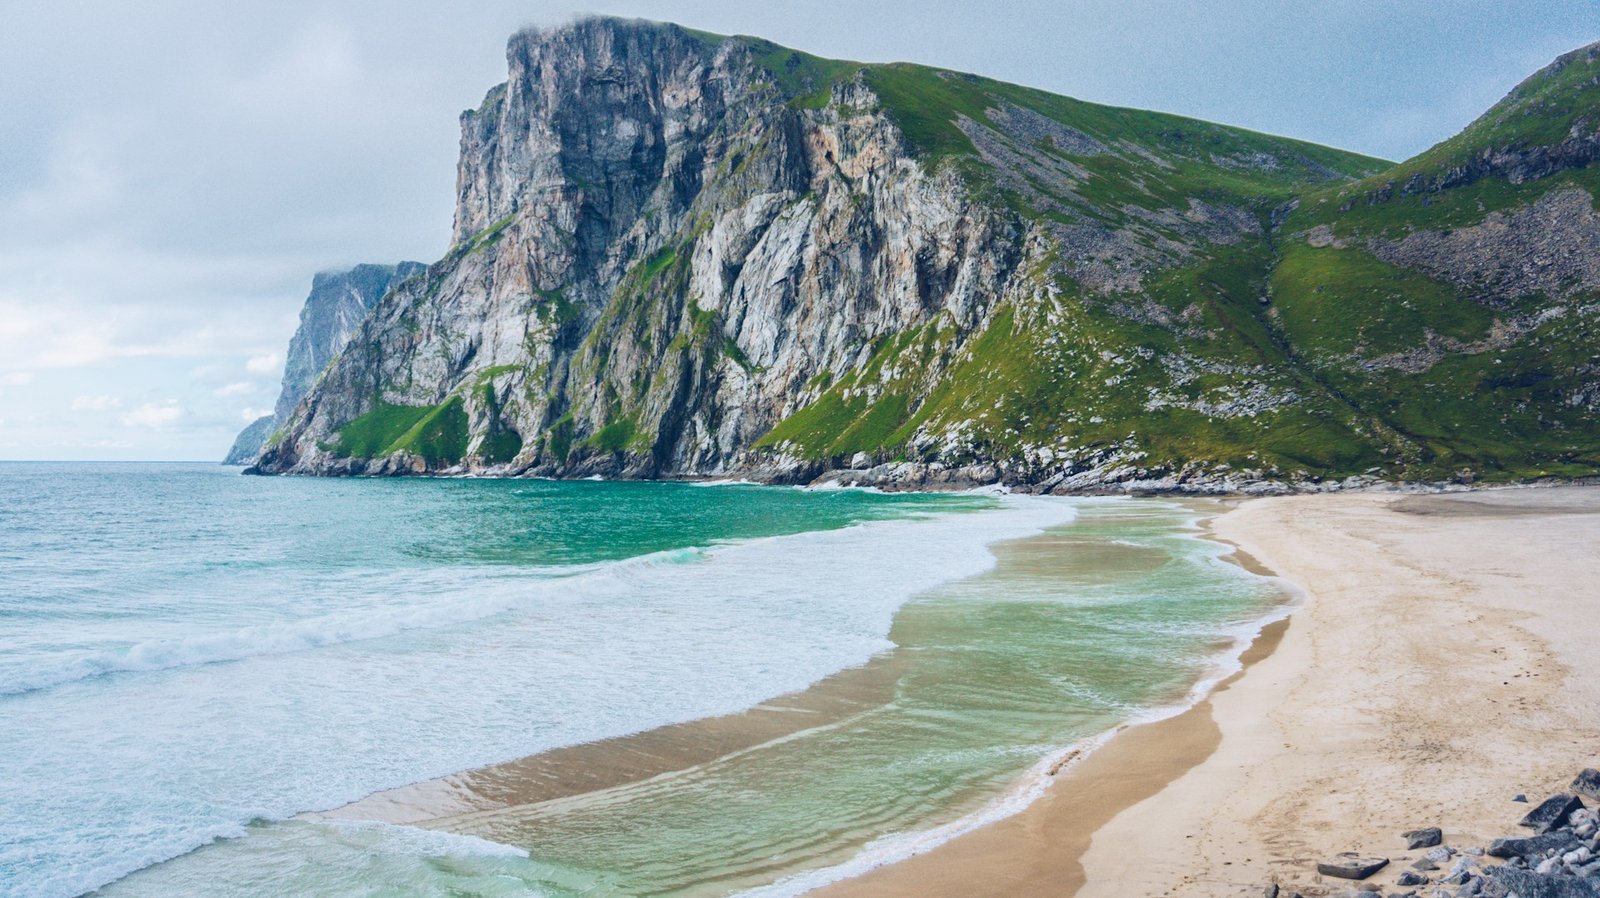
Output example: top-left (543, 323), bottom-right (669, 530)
top-left (251, 17), bottom-right (1367, 483)
top-left (223, 414), bottom-right (274, 465)
top-left (276, 263), bottom-right (425, 425)
top-left (256, 19), bottom-right (1029, 478)
top-left (1369, 189), bottom-right (1600, 303)
top-left (223, 262), bottom-right (420, 464)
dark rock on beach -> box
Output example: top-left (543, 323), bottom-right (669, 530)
top-left (1405, 827), bottom-right (1444, 849)
top-left (1487, 867), bottom-right (1600, 898)
top-left (1319, 854), bottom-right (1391, 880)
top-left (1489, 831), bottom-right (1582, 859)
top-left (1524, 794), bottom-right (1586, 834)
top-left (1574, 770), bottom-right (1600, 804)
top-left (1298, 770), bottom-right (1600, 898)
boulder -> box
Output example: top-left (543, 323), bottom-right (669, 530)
top-left (1522, 794), bottom-right (1586, 834)
top-left (1488, 867), bottom-right (1600, 898)
top-left (1426, 845), bottom-right (1456, 862)
top-left (1489, 831), bottom-right (1582, 859)
top-left (1574, 769), bottom-right (1600, 804)
top-left (1403, 827), bottom-right (1444, 849)
top-left (1396, 870), bottom-right (1429, 886)
top-left (1318, 854), bottom-right (1390, 880)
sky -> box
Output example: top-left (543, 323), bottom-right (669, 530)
top-left (2, 1), bottom-right (1597, 461)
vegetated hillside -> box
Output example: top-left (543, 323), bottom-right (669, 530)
top-left (252, 18), bottom-right (1600, 491)
top-left (1267, 41), bottom-right (1600, 484)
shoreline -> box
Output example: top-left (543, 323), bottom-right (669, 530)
top-left (316, 496), bottom-right (1295, 897)
top-left (818, 484), bottom-right (1600, 897)
top-left (237, 454), bottom-right (1600, 499)
top-left (805, 502), bottom-right (1297, 898)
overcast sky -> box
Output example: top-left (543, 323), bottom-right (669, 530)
top-left (2, 0), bottom-right (1596, 461)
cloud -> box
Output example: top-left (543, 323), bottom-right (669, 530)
top-left (71, 395), bottom-right (122, 412)
top-left (245, 353), bottom-right (282, 374)
top-left (214, 381), bottom-right (258, 397)
top-left (120, 402), bottom-right (183, 429)
top-left (0, 371), bottom-right (33, 386)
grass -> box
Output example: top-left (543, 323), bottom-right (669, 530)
top-left (480, 429), bottom-right (523, 465)
top-left (332, 397), bottom-right (470, 465)
top-left (585, 418), bottom-right (639, 453)
top-left (734, 37), bottom-right (860, 109)
top-left (332, 402), bottom-right (434, 459)
top-left (861, 62), bottom-right (1387, 182)
top-left (1268, 244), bottom-right (1494, 360)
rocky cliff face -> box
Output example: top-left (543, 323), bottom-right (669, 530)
top-left (251, 18), bottom-right (1380, 487)
top-left (250, 20), bottom-right (1600, 489)
top-left (224, 263), bottom-right (421, 464)
top-left (223, 414), bottom-right (274, 465)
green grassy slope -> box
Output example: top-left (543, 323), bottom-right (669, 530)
top-left (751, 37), bottom-right (1600, 485)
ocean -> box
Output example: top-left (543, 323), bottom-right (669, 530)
top-left (0, 463), bottom-right (1285, 897)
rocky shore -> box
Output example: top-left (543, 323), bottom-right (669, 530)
top-left (1291, 771), bottom-right (1600, 898)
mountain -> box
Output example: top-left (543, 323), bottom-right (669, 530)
top-left (250, 18), bottom-right (1600, 491)
top-left (223, 414), bottom-right (275, 465)
top-left (224, 263), bottom-right (422, 465)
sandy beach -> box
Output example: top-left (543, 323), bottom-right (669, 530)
top-left (819, 486), bottom-right (1600, 897)
top-left (314, 486), bottom-right (1600, 897)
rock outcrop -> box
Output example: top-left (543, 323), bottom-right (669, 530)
top-left (223, 263), bottom-right (420, 464)
top-left (223, 415), bottom-right (274, 466)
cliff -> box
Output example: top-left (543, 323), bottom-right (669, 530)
top-left (223, 415), bottom-right (275, 465)
top-left (223, 263), bottom-right (422, 464)
top-left (250, 19), bottom-right (1600, 490)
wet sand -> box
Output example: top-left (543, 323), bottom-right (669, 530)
top-left (807, 615), bottom-right (1289, 898)
top-left (818, 485), bottom-right (1600, 898)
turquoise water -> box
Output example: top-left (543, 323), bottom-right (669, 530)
top-left (0, 464), bottom-right (1283, 898)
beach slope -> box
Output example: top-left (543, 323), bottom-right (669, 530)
top-left (819, 487), bottom-right (1600, 897)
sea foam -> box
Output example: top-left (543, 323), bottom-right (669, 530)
top-left (2, 489), bottom-right (1072, 898)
